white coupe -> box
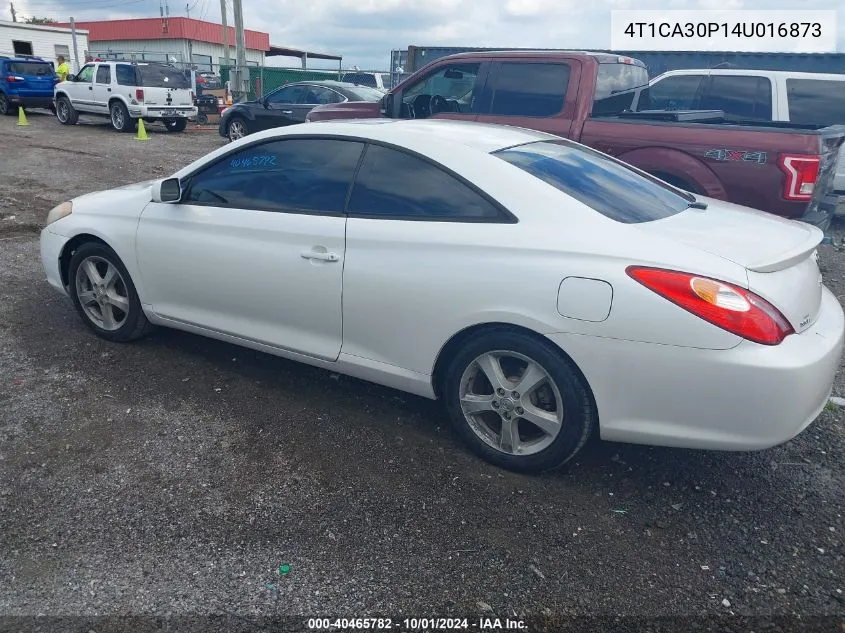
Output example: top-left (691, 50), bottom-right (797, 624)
top-left (40, 119), bottom-right (845, 472)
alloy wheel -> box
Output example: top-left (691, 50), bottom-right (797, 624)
top-left (111, 105), bottom-right (125, 130)
top-left (458, 351), bottom-right (564, 456)
top-left (74, 256), bottom-right (130, 331)
top-left (228, 119), bottom-right (246, 141)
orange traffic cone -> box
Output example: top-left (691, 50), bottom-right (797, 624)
top-left (17, 107), bottom-right (29, 126)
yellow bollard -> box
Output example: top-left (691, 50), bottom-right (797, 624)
top-left (17, 107), bottom-right (29, 127)
top-left (135, 118), bottom-right (149, 141)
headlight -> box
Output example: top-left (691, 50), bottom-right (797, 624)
top-left (46, 201), bottom-right (73, 226)
top-left (220, 107), bottom-right (230, 117)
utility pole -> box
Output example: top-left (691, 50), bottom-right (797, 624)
top-left (10, 1), bottom-right (16, 22)
top-left (185, 2), bottom-right (190, 18)
top-left (219, 0), bottom-right (230, 76)
top-left (232, 0), bottom-right (247, 99)
top-left (70, 17), bottom-right (80, 72)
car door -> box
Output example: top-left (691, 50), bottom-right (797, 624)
top-left (474, 59), bottom-right (579, 138)
top-left (255, 84), bottom-right (306, 130)
top-left (67, 63), bottom-right (96, 111)
top-left (136, 137), bottom-right (364, 361)
top-left (396, 60), bottom-right (490, 121)
top-left (91, 64), bottom-right (112, 114)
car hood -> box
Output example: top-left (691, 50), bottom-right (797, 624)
top-left (307, 101), bottom-right (381, 122)
top-left (114, 179), bottom-right (157, 191)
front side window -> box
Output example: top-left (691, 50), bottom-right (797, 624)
top-left (402, 63), bottom-right (481, 118)
top-left (646, 75), bottom-right (705, 110)
top-left (76, 65), bottom-right (95, 83)
top-left (494, 141), bottom-right (690, 224)
top-left (490, 63), bottom-right (569, 117)
top-left (267, 85), bottom-right (304, 104)
top-left (95, 65), bottom-right (111, 84)
top-left (699, 75), bottom-right (772, 120)
top-left (348, 144), bottom-right (505, 221)
top-left (116, 64), bottom-right (136, 86)
top-left (185, 139), bottom-right (364, 214)
top-left (786, 79), bottom-right (845, 126)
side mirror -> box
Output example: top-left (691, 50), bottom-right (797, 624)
top-left (381, 92), bottom-right (396, 118)
top-left (66, 74), bottom-right (76, 82)
top-left (152, 178), bottom-right (182, 203)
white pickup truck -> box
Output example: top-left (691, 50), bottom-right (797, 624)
top-left (634, 68), bottom-right (845, 214)
top-left (54, 61), bottom-right (197, 133)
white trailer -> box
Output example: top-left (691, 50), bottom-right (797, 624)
top-left (0, 20), bottom-right (88, 72)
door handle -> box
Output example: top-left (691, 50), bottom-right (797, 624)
top-left (281, 110), bottom-right (293, 114)
top-left (88, 86), bottom-right (93, 90)
top-left (301, 250), bottom-right (339, 262)
top-left (107, 87), bottom-right (111, 92)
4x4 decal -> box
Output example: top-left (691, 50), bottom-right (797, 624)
top-left (704, 149), bottom-right (768, 164)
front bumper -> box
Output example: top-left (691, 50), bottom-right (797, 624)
top-left (545, 286), bottom-right (845, 452)
top-left (40, 226), bottom-right (69, 296)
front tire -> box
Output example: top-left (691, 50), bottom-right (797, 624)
top-left (56, 96), bottom-right (78, 125)
top-left (67, 242), bottom-right (151, 343)
top-left (442, 329), bottom-right (596, 473)
top-left (110, 101), bottom-right (133, 132)
top-left (163, 117), bottom-right (187, 132)
top-left (226, 116), bottom-right (248, 141)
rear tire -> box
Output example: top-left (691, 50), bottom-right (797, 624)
top-left (226, 116), bottom-right (249, 141)
top-left (164, 118), bottom-right (187, 132)
top-left (110, 101), bottom-right (133, 132)
top-left (442, 329), bottom-right (596, 473)
top-left (0, 92), bottom-right (16, 116)
top-left (56, 96), bottom-right (78, 125)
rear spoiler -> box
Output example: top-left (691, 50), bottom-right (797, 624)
top-left (747, 224), bottom-right (823, 273)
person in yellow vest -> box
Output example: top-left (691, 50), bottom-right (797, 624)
top-left (56, 56), bottom-right (69, 82)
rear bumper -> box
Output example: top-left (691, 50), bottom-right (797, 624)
top-left (545, 286), bottom-right (845, 451)
top-left (9, 94), bottom-right (54, 108)
top-left (128, 105), bottom-right (198, 119)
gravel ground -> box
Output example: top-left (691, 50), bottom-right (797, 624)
top-left (0, 112), bottom-right (844, 632)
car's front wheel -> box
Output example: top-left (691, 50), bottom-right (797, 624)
top-left (164, 117), bottom-right (187, 132)
top-left (110, 101), bottom-right (133, 132)
top-left (226, 116), bottom-right (248, 141)
top-left (55, 96), bottom-right (78, 125)
top-left (442, 329), bottom-right (596, 472)
top-left (68, 242), bottom-right (151, 342)
top-left (0, 92), bottom-right (16, 116)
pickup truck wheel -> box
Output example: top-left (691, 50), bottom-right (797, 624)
top-left (55, 96), bottom-right (78, 125)
top-left (0, 92), bottom-right (16, 116)
top-left (110, 101), bottom-right (133, 132)
top-left (164, 118), bottom-right (187, 133)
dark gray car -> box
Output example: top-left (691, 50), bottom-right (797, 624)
top-left (218, 80), bottom-right (385, 141)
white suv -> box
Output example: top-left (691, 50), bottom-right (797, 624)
top-left (54, 61), bottom-right (197, 132)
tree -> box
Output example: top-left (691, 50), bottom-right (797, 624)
top-left (24, 17), bottom-right (57, 24)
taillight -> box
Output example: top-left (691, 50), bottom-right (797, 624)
top-left (135, 89), bottom-right (145, 101)
top-left (778, 154), bottom-right (820, 201)
top-left (6, 75), bottom-right (23, 82)
top-left (626, 266), bottom-right (794, 345)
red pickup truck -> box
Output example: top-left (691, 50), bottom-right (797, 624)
top-left (307, 50), bottom-right (845, 228)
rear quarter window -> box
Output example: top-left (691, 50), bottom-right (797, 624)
top-left (786, 79), bottom-right (845, 126)
top-left (494, 141), bottom-right (691, 224)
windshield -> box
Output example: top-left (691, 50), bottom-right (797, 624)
top-left (592, 63), bottom-right (649, 117)
top-left (346, 85), bottom-right (386, 101)
top-left (135, 64), bottom-right (191, 89)
top-left (8, 61), bottom-right (54, 76)
top-left (494, 140), bottom-right (691, 224)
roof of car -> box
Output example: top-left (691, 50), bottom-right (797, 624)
top-left (652, 68), bottom-right (845, 80)
top-left (445, 50), bottom-right (630, 63)
top-left (274, 118), bottom-right (556, 153)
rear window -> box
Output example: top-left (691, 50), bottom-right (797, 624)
top-left (786, 78), bottom-right (845, 126)
top-left (343, 72), bottom-right (376, 88)
top-left (8, 61), bottom-right (53, 76)
top-left (135, 64), bottom-right (190, 89)
top-left (494, 141), bottom-right (691, 224)
top-left (591, 63), bottom-right (648, 116)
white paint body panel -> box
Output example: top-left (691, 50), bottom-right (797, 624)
top-left (557, 277), bottom-right (613, 322)
top-left (39, 119), bottom-right (845, 452)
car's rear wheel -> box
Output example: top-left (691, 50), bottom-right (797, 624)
top-left (442, 329), bottom-right (596, 472)
top-left (163, 117), bottom-right (187, 132)
top-left (56, 96), bottom-right (78, 125)
top-left (227, 116), bottom-right (248, 141)
top-left (110, 101), bottom-right (133, 132)
top-left (0, 92), bottom-right (16, 116)
top-left (67, 242), bottom-right (151, 342)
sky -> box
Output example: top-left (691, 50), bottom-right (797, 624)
top-left (9, 0), bottom-right (845, 70)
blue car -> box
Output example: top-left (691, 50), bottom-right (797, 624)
top-left (0, 55), bottom-right (58, 115)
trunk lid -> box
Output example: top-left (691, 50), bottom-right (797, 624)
top-left (307, 101), bottom-right (381, 122)
top-left (643, 200), bottom-right (825, 333)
